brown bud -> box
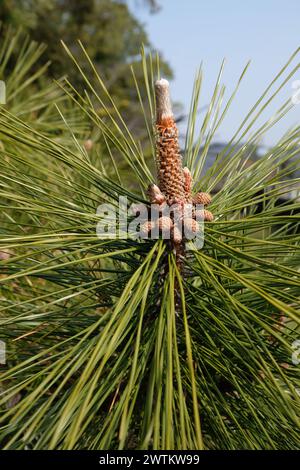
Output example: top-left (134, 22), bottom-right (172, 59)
top-left (170, 207), bottom-right (184, 230)
top-left (280, 363), bottom-right (289, 369)
top-left (147, 184), bottom-right (166, 205)
top-left (183, 167), bottom-right (193, 200)
top-left (194, 209), bottom-right (214, 222)
top-left (0, 251), bottom-right (11, 260)
top-left (193, 192), bottom-right (212, 206)
top-left (140, 221), bottom-right (155, 238)
top-left (84, 139), bottom-right (93, 151)
top-left (172, 225), bottom-right (182, 243)
top-left (157, 216), bottom-right (173, 232)
top-left (184, 217), bottom-right (200, 234)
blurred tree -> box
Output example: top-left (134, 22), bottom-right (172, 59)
top-left (0, 0), bottom-right (172, 166)
top-left (0, 0), bottom-right (172, 108)
top-left (0, 0), bottom-right (171, 88)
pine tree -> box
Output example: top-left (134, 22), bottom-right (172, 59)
top-left (0, 38), bottom-right (299, 450)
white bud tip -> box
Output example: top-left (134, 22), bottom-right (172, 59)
top-left (155, 78), bottom-right (173, 122)
top-left (155, 78), bottom-right (169, 89)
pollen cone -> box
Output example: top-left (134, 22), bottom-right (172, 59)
top-left (155, 79), bottom-right (185, 205)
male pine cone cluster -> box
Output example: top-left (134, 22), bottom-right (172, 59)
top-left (141, 78), bottom-right (213, 245)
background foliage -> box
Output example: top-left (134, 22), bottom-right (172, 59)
top-left (0, 0), bottom-right (171, 122)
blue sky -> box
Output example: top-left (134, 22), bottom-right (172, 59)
top-left (129, 0), bottom-right (300, 146)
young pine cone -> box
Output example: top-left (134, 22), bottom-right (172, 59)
top-left (156, 216), bottom-right (173, 232)
top-left (141, 78), bottom-right (215, 256)
top-left (192, 192), bottom-right (212, 206)
top-left (155, 79), bottom-right (185, 205)
top-left (147, 184), bottom-right (166, 205)
top-left (194, 209), bottom-right (214, 222)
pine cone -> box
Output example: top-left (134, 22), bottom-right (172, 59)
top-left (192, 192), bottom-right (212, 206)
top-left (156, 216), bottom-right (173, 232)
top-left (140, 220), bottom-right (155, 238)
top-left (172, 225), bottom-right (183, 243)
top-left (184, 217), bottom-right (200, 235)
top-left (155, 79), bottom-right (185, 205)
top-left (194, 209), bottom-right (214, 222)
top-left (147, 184), bottom-right (165, 205)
